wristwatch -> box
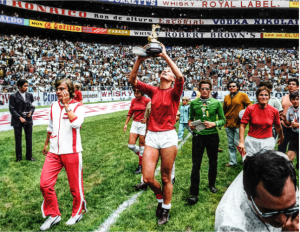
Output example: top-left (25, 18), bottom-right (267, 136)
top-left (65, 107), bottom-right (72, 112)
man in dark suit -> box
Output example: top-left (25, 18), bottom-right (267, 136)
top-left (9, 79), bottom-right (36, 162)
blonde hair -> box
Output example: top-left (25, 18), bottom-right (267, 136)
top-left (74, 82), bottom-right (81, 90)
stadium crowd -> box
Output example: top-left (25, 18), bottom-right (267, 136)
top-left (0, 34), bottom-right (299, 94)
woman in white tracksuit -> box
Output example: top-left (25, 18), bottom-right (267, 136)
top-left (40, 78), bottom-right (87, 231)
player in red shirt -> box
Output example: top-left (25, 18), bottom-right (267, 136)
top-left (238, 86), bottom-right (284, 158)
top-left (129, 43), bottom-right (184, 225)
top-left (74, 83), bottom-right (83, 103)
top-left (123, 89), bottom-right (150, 174)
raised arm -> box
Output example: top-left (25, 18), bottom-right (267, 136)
top-left (158, 44), bottom-right (183, 82)
top-left (129, 56), bottom-right (149, 87)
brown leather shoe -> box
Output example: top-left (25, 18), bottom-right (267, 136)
top-left (226, 163), bottom-right (237, 167)
top-left (156, 203), bottom-right (163, 217)
top-left (133, 182), bottom-right (147, 191)
top-left (218, 148), bottom-right (223, 152)
top-left (158, 208), bottom-right (170, 225)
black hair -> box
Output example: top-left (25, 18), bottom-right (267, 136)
top-left (243, 150), bottom-right (297, 199)
top-left (258, 81), bottom-right (273, 90)
top-left (290, 90), bottom-right (299, 101)
top-left (199, 79), bottom-right (212, 90)
top-left (17, 79), bottom-right (28, 89)
top-left (288, 78), bottom-right (299, 86)
top-left (227, 80), bottom-right (240, 90)
top-left (133, 88), bottom-right (144, 96)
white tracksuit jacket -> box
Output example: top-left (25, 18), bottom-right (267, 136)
top-left (47, 99), bottom-right (85, 154)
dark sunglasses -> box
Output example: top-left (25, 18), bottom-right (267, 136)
top-left (229, 85), bottom-right (237, 88)
top-left (251, 196), bottom-right (299, 218)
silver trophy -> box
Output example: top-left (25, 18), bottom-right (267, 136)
top-left (132, 24), bottom-right (162, 57)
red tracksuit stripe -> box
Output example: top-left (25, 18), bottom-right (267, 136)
top-left (72, 128), bottom-right (77, 153)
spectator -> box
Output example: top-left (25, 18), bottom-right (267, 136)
top-left (215, 150), bottom-right (299, 232)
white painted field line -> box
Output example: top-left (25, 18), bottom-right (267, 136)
top-left (96, 133), bottom-right (192, 232)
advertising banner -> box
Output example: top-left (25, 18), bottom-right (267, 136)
top-left (262, 33), bottom-right (299, 39)
top-left (157, 1), bottom-right (290, 8)
top-left (98, 0), bottom-right (157, 6)
top-left (130, 30), bottom-right (165, 37)
top-left (29, 20), bottom-right (82, 32)
top-left (82, 27), bottom-right (108, 34)
top-left (1, 1), bottom-right (296, 25)
top-left (165, 32), bottom-right (261, 39)
top-left (0, 90), bottom-right (289, 110)
top-left (289, 1), bottom-right (299, 8)
top-left (0, 15), bottom-right (24, 25)
top-left (107, 29), bottom-right (130, 36)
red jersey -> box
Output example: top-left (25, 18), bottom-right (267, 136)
top-left (74, 90), bottom-right (83, 102)
top-left (136, 78), bottom-right (184, 132)
top-left (241, 104), bottom-right (281, 139)
top-left (127, 96), bottom-right (151, 122)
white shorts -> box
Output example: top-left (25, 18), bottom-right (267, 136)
top-left (243, 135), bottom-right (275, 161)
top-left (130, 121), bottom-right (146, 136)
top-left (145, 130), bottom-right (178, 149)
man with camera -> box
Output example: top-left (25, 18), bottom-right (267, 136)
top-left (9, 79), bottom-right (36, 162)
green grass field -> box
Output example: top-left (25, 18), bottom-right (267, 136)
top-left (0, 109), bottom-right (298, 231)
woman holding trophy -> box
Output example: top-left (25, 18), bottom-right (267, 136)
top-left (129, 39), bottom-right (184, 225)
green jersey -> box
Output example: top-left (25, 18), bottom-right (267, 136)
top-left (189, 97), bottom-right (226, 135)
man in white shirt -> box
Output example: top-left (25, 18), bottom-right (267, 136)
top-left (215, 150), bottom-right (299, 232)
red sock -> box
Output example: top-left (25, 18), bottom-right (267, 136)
top-left (136, 151), bottom-right (140, 156)
top-left (156, 192), bottom-right (163, 200)
top-left (139, 155), bottom-right (142, 166)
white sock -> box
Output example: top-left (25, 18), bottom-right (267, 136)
top-left (171, 161), bottom-right (175, 180)
top-left (139, 146), bottom-right (145, 156)
top-left (162, 203), bottom-right (171, 209)
top-left (157, 199), bottom-right (163, 203)
top-left (141, 174), bottom-right (144, 183)
top-left (128, 144), bottom-right (139, 154)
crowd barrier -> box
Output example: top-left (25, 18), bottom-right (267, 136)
top-left (0, 90), bottom-right (289, 110)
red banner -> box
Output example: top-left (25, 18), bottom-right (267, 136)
top-left (82, 27), bottom-right (107, 34)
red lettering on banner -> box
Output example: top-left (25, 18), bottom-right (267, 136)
top-left (25, 3), bottom-right (34, 10)
top-left (49, 7), bottom-right (59, 14)
top-left (219, 1), bottom-right (223, 7)
top-left (37, 5), bottom-right (46, 12)
top-left (256, 1), bottom-right (261, 7)
top-left (230, 1), bottom-right (236, 7)
top-left (45, 22), bottom-right (51, 29)
top-left (271, 1), bottom-right (275, 7)
top-left (63, 25), bottom-right (66, 30)
top-left (115, 91), bottom-right (120, 97)
top-left (210, 1), bottom-right (216, 7)
top-left (202, 1), bottom-right (207, 7)
top-left (224, 1), bottom-right (229, 7)
top-left (128, 91), bottom-right (133, 96)
top-left (263, 1), bottom-right (268, 7)
top-left (79, 12), bottom-right (86, 18)
top-left (68, 10), bottom-right (76, 16)
top-left (61, 9), bottom-right (65, 15)
top-left (241, 1), bottom-right (246, 7)
top-left (122, 92), bottom-right (126, 96)
top-left (13, 0), bottom-right (23, 8)
top-left (248, 1), bottom-right (253, 7)
top-left (191, 2), bottom-right (194, 6)
top-left (159, 18), bottom-right (164, 23)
